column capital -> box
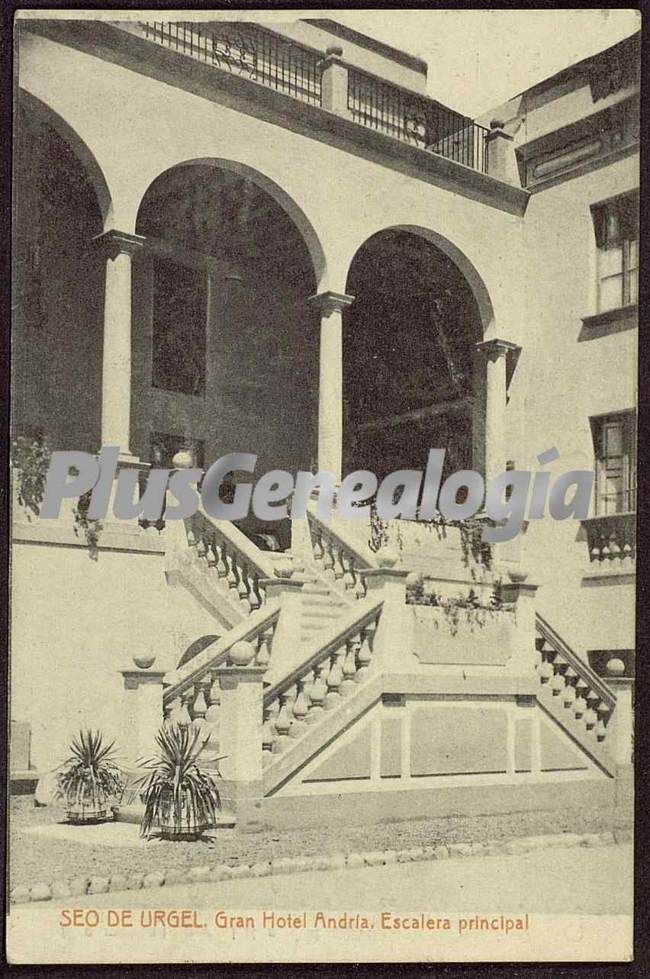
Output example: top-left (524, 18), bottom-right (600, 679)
top-left (475, 337), bottom-right (519, 361)
top-left (93, 229), bottom-right (146, 260)
top-left (309, 290), bottom-right (355, 316)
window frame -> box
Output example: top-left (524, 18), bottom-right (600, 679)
top-left (591, 190), bottom-right (639, 315)
top-left (590, 409), bottom-right (637, 516)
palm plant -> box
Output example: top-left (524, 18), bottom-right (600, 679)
top-left (57, 730), bottom-right (124, 824)
top-left (138, 723), bottom-right (222, 840)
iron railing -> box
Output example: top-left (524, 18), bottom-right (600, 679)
top-left (133, 23), bottom-right (490, 174)
top-left (139, 21), bottom-right (322, 106)
top-left (348, 67), bottom-right (489, 172)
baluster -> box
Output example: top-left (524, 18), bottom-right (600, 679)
top-left (550, 671), bottom-right (565, 696)
top-left (341, 552), bottom-right (356, 591)
top-left (196, 533), bottom-right (207, 563)
top-left (340, 637), bottom-right (360, 696)
top-left (332, 545), bottom-right (345, 581)
top-left (312, 527), bottom-right (324, 563)
top-left (225, 546), bottom-right (238, 590)
top-left (289, 677), bottom-right (310, 736)
top-left (325, 646), bottom-right (344, 709)
top-left (354, 568), bottom-right (367, 600)
top-left (178, 688), bottom-right (193, 725)
top-left (595, 719), bottom-right (607, 742)
top-left (321, 537), bottom-right (336, 583)
top-left (584, 706), bottom-right (597, 730)
top-left (214, 539), bottom-right (228, 578)
top-left (205, 535), bottom-right (218, 579)
top-left (306, 660), bottom-right (329, 722)
top-left (163, 697), bottom-right (177, 727)
top-left (356, 625), bottom-right (374, 681)
top-left (235, 561), bottom-right (251, 609)
top-left (538, 657), bottom-right (554, 683)
top-left (247, 569), bottom-right (262, 610)
top-left (256, 626), bottom-right (274, 668)
top-left (273, 691), bottom-right (293, 750)
top-left (262, 701), bottom-right (279, 757)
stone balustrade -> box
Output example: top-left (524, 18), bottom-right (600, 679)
top-left (185, 507), bottom-right (278, 615)
top-left (307, 511), bottom-right (374, 600)
top-left (535, 614), bottom-right (617, 750)
top-left (261, 600), bottom-right (383, 760)
top-left (581, 513), bottom-right (636, 568)
top-left (162, 607), bottom-right (280, 756)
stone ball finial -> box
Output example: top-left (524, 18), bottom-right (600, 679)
top-left (377, 546), bottom-right (400, 569)
top-left (406, 571), bottom-right (423, 589)
top-left (229, 640), bottom-right (256, 667)
top-left (133, 653), bottom-right (156, 670)
top-left (606, 657), bottom-right (625, 677)
top-left (490, 118), bottom-right (505, 131)
top-left (172, 449), bottom-right (194, 469)
top-left (326, 44), bottom-right (343, 57)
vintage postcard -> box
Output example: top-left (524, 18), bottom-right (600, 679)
top-left (8, 6), bottom-right (638, 964)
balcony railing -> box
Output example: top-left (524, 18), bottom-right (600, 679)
top-left (130, 22), bottom-right (490, 175)
top-left (139, 21), bottom-right (322, 106)
top-left (581, 512), bottom-right (636, 565)
top-left (348, 68), bottom-right (489, 172)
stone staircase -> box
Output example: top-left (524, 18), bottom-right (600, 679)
top-left (159, 505), bottom-right (623, 808)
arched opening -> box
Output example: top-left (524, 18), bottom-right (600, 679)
top-left (133, 163), bottom-right (321, 546)
top-left (343, 229), bottom-right (485, 482)
top-left (12, 97), bottom-right (107, 453)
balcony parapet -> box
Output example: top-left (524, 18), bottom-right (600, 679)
top-left (580, 512), bottom-right (636, 570)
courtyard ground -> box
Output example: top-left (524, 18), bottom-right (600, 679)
top-left (9, 793), bottom-right (629, 893)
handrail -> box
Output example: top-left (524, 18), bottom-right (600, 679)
top-left (307, 502), bottom-right (379, 569)
top-left (536, 613), bottom-right (616, 709)
top-left (263, 595), bottom-right (383, 709)
top-left (195, 504), bottom-right (278, 579)
top-left (164, 603), bottom-right (280, 704)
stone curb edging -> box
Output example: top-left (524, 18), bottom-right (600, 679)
top-left (10, 828), bottom-right (629, 905)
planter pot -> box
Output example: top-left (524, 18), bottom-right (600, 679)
top-left (156, 820), bottom-right (212, 842)
top-left (65, 805), bottom-right (110, 825)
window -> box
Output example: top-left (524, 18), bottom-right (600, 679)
top-left (591, 411), bottom-right (636, 514)
top-left (152, 256), bottom-right (207, 396)
top-left (592, 193), bottom-right (638, 313)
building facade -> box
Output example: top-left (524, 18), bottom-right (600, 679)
top-left (10, 17), bottom-right (637, 824)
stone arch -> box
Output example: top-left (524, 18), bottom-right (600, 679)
top-left (345, 223), bottom-right (495, 336)
top-left (18, 89), bottom-right (113, 226)
top-left (342, 225), bottom-right (492, 478)
top-left (135, 157), bottom-right (327, 291)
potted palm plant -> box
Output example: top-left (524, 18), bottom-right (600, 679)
top-left (138, 723), bottom-right (222, 841)
top-left (57, 730), bottom-right (124, 824)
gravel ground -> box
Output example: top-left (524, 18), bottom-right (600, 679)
top-left (9, 795), bottom-right (625, 891)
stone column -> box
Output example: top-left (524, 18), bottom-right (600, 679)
top-left (121, 658), bottom-right (166, 765)
top-left (605, 658), bottom-right (634, 768)
top-left (94, 230), bottom-right (145, 462)
top-left (485, 120), bottom-right (521, 186)
top-left (475, 337), bottom-right (518, 484)
top-left (309, 291), bottom-right (354, 482)
top-left (213, 642), bottom-right (266, 814)
top-left (319, 45), bottom-right (350, 117)
top-left (360, 553), bottom-right (410, 670)
top-left (499, 572), bottom-right (539, 676)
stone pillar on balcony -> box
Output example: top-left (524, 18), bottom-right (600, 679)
top-left (120, 656), bottom-right (167, 767)
top-left (604, 657), bottom-right (634, 768)
top-left (500, 572), bottom-right (539, 676)
top-left (94, 230), bottom-right (145, 463)
top-left (485, 120), bottom-right (521, 186)
top-left (360, 551), bottom-right (411, 670)
top-left (475, 337), bottom-right (518, 484)
top-left (320, 45), bottom-right (350, 117)
top-left (213, 642), bottom-right (266, 821)
top-left (309, 290), bottom-right (355, 483)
